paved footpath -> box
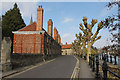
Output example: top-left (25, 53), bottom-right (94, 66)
top-left (79, 58), bottom-right (95, 78)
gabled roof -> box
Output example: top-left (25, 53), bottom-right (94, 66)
top-left (19, 22), bottom-right (36, 31)
top-left (62, 44), bottom-right (72, 49)
top-left (17, 22), bottom-right (46, 32)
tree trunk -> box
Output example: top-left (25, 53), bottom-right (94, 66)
top-left (87, 41), bottom-right (91, 62)
top-left (83, 43), bottom-right (86, 58)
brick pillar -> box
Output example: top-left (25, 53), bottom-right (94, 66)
top-left (37, 5), bottom-right (43, 31)
top-left (34, 34), bottom-right (36, 53)
top-left (42, 33), bottom-right (44, 54)
top-left (13, 34), bottom-right (16, 53)
top-left (21, 34), bottom-right (23, 53)
top-left (47, 19), bottom-right (53, 37)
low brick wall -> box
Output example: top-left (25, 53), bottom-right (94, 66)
top-left (11, 53), bottom-right (59, 69)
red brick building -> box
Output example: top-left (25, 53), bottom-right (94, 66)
top-left (61, 42), bottom-right (73, 55)
top-left (12, 5), bottom-right (61, 55)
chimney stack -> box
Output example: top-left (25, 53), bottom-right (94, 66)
top-left (66, 42), bottom-right (67, 45)
top-left (47, 19), bottom-right (53, 37)
top-left (54, 27), bottom-right (58, 42)
top-left (54, 27), bottom-right (56, 40)
top-left (58, 34), bottom-right (61, 44)
top-left (37, 5), bottom-right (43, 31)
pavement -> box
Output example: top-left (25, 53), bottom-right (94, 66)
top-left (2, 55), bottom-right (77, 79)
top-left (78, 57), bottom-right (95, 78)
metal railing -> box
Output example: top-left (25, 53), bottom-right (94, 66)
top-left (89, 54), bottom-right (120, 79)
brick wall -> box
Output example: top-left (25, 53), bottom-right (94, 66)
top-left (13, 32), bottom-right (61, 55)
top-left (13, 34), bottom-right (42, 54)
top-left (43, 32), bottom-right (61, 55)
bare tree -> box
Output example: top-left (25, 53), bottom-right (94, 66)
top-left (79, 17), bottom-right (103, 62)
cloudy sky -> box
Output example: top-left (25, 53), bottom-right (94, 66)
top-left (1, 1), bottom-right (118, 48)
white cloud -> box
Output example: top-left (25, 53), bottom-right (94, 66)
top-left (63, 33), bottom-right (71, 38)
top-left (93, 38), bottom-right (113, 49)
top-left (18, 2), bottom-right (37, 20)
top-left (62, 33), bottom-right (75, 44)
top-left (62, 17), bottom-right (73, 23)
top-left (45, 8), bottom-right (52, 12)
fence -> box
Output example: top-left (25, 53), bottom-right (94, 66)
top-left (99, 54), bottom-right (119, 65)
top-left (89, 54), bottom-right (120, 79)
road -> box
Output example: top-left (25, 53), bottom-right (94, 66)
top-left (8, 55), bottom-right (77, 78)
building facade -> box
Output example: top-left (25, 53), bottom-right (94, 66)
top-left (62, 42), bottom-right (73, 55)
top-left (12, 5), bottom-right (61, 55)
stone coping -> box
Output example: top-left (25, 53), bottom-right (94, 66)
top-left (12, 31), bottom-right (45, 34)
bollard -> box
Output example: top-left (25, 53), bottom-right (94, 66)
top-left (110, 55), bottom-right (112, 63)
top-left (100, 54), bottom-right (102, 60)
top-left (114, 55), bottom-right (117, 65)
top-left (90, 54), bottom-right (92, 68)
top-left (102, 54), bottom-right (103, 60)
top-left (96, 54), bottom-right (100, 78)
top-left (106, 54), bottom-right (109, 62)
top-left (85, 54), bottom-right (87, 60)
top-left (99, 54), bottom-right (101, 60)
top-left (92, 54), bottom-right (95, 72)
top-left (90, 54), bottom-right (91, 67)
top-left (101, 54), bottom-right (102, 60)
top-left (102, 54), bottom-right (108, 80)
top-left (89, 54), bottom-right (90, 65)
top-left (99, 54), bottom-right (100, 60)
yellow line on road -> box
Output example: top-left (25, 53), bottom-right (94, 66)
top-left (6, 58), bottom-right (56, 78)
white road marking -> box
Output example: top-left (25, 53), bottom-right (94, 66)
top-left (70, 56), bottom-right (79, 80)
top-left (6, 58), bottom-right (56, 78)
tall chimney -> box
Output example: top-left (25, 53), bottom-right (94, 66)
top-left (37, 5), bottom-right (43, 31)
top-left (56, 29), bottom-right (58, 42)
top-left (66, 42), bottom-right (67, 45)
top-left (58, 34), bottom-right (60, 44)
top-left (47, 19), bottom-right (53, 37)
top-left (58, 34), bottom-right (61, 44)
top-left (54, 27), bottom-right (56, 40)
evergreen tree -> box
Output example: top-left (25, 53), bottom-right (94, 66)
top-left (2, 3), bottom-right (26, 39)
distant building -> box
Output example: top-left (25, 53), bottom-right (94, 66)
top-left (12, 5), bottom-right (61, 55)
top-left (62, 42), bottom-right (73, 55)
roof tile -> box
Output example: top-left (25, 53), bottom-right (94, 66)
top-left (19, 22), bottom-right (36, 31)
top-left (62, 44), bottom-right (72, 49)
